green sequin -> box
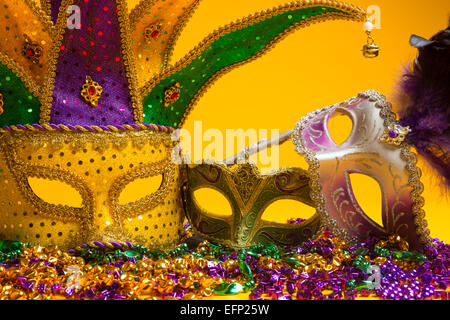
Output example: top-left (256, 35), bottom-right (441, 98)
top-left (0, 62), bottom-right (40, 127)
top-left (142, 6), bottom-right (343, 127)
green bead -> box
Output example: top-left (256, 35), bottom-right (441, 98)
top-left (346, 279), bottom-right (357, 289)
top-left (214, 282), bottom-right (244, 295)
top-left (0, 240), bottom-right (23, 252)
top-left (124, 250), bottom-right (139, 258)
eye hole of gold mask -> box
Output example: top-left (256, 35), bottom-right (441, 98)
top-left (328, 109), bottom-right (353, 145)
top-left (192, 187), bottom-right (232, 217)
top-left (348, 173), bottom-right (383, 227)
top-left (27, 177), bottom-right (83, 207)
top-left (118, 174), bottom-right (163, 205)
top-left (261, 199), bottom-right (316, 223)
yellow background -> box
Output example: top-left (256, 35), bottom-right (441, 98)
top-left (156, 0), bottom-right (449, 242)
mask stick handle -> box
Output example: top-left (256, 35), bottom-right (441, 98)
top-left (221, 129), bottom-right (296, 165)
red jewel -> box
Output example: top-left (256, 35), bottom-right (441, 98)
top-left (26, 49), bottom-right (34, 56)
top-left (88, 86), bottom-right (96, 95)
top-left (170, 93), bottom-right (179, 100)
top-left (151, 30), bottom-right (160, 39)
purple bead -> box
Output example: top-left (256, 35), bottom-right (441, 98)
top-left (85, 288), bottom-right (96, 298)
top-left (286, 281), bottom-right (296, 294)
top-left (51, 284), bottom-right (61, 292)
top-left (388, 130), bottom-right (399, 138)
top-left (65, 287), bottom-right (75, 296)
top-left (37, 284), bottom-right (47, 292)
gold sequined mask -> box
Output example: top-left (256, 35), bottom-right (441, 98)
top-left (0, 130), bottom-right (184, 249)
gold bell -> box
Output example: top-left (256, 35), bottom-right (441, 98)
top-left (362, 19), bottom-right (379, 58)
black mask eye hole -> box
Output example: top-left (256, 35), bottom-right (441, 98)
top-left (261, 199), bottom-right (315, 223)
top-left (28, 177), bottom-right (83, 208)
top-left (118, 175), bottom-right (163, 205)
top-left (192, 187), bottom-right (232, 217)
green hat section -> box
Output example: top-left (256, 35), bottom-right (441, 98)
top-left (142, 6), bottom-right (345, 128)
top-left (0, 62), bottom-right (41, 127)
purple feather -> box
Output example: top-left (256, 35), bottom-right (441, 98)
top-left (396, 24), bottom-right (450, 189)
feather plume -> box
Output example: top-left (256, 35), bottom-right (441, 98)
top-left (396, 24), bottom-right (450, 189)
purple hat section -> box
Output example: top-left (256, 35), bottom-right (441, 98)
top-left (49, 0), bottom-right (61, 24)
top-left (49, 0), bottom-right (135, 126)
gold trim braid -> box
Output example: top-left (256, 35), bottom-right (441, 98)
top-left (161, 0), bottom-right (202, 70)
top-left (0, 52), bottom-right (42, 102)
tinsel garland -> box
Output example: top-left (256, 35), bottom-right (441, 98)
top-left (0, 224), bottom-right (448, 300)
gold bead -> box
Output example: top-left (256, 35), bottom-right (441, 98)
top-left (173, 258), bottom-right (187, 271)
top-left (196, 258), bottom-right (207, 269)
top-left (182, 293), bottom-right (196, 300)
top-left (305, 253), bottom-right (315, 264)
top-left (323, 264), bottom-right (333, 272)
top-left (154, 259), bottom-right (170, 272)
top-left (136, 259), bottom-right (152, 272)
top-left (20, 258), bottom-right (30, 267)
top-left (157, 279), bottom-right (175, 293)
top-left (184, 254), bottom-right (196, 265)
top-left (223, 259), bottom-right (238, 271)
top-left (121, 262), bottom-right (136, 272)
top-left (83, 264), bottom-right (93, 273)
top-left (373, 257), bottom-right (387, 264)
top-left (102, 274), bottom-right (115, 286)
top-left (139, 278), bottom-right (155, 294)
top-left (178, 277), bottom-right (193, 289)
top-left (9, 290), bottom-right (26, 300)
top-left (48, 256), bottom-right (58, 265)
top-left (92, 265), bottom-right (103, 274)
top-left (200, 287), bottom-right (214, 297)
top-left (73, 257), bottom-right (85, 266)
top-left (332, 256), bottom-right (341, 267)
top-left (120, 273), bottom-right (135, 283)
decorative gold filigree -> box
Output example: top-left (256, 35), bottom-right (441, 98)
top-left (129, 0), bottom-right (202, 85)
top-left (0, 52), bottom-right (42, 102)
top-left (379, 123), bottom-right (411, 146)
top-left (164, 82), bottom-right (181, 107)
top-left (22, 34), bottom-right (43, 65)
top-left (144, 21), bottom-right (163, 42)
top-left (108, 158), bottom-right (174, 224)
top-left (0, 92), bottom-right (3, 115)
top-left (81, 76), bottom-right (103, 107)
